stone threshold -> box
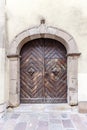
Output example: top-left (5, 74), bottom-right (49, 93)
top-left (7, 103), bottom-right (78, 113)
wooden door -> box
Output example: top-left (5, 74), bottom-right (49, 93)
top-left (20, 38), bottom-right (67, 103)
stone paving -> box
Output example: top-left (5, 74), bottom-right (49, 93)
top-left (0, 104), bottom-right (87, 130)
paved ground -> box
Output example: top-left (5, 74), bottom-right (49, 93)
top-left (0, 104), bottom-right (87, 130)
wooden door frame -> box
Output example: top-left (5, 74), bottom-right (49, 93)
top-left (7, 24), bottom-right (81, 107)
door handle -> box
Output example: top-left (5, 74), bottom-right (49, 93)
top-left (52, 69), bottom-right (59, 76)
top-left (28, 68), bottom-right (35, 76)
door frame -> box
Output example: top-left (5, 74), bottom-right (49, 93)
top-left (7, 24), bottom-right (81, 106)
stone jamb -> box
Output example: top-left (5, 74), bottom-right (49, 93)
top-left (7, 25), bottom-right (81, 106)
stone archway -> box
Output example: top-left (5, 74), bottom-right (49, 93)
top-left (7, 24), bottom-right (80, 106)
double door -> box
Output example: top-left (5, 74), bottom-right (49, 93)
top-left (20, 38), bottom-right (67, 103)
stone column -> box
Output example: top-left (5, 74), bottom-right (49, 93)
top-left (9, 56), bottom-right (20, 107)
top-left (0, 0), bottom-right (6, 118)
top-left (67, 55), bottom-right (79, 105)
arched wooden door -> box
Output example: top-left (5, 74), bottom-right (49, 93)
top-left (20, 38), bottom-right (67, 103)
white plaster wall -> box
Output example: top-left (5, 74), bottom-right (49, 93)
top-left (0, 49), bottom-right (5, 103)
top-left (78, 73), bottom-right (87, 101)
top-left (0, 0), bottom-right (5, 107)
top-left (6, 0), bottom-right (87, 101)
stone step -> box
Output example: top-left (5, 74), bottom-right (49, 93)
top-left (7, 104), bottom-right (76, 113)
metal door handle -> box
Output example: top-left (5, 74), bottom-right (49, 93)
top-left (52, 70), bottom-right (59, 76)
top-left (28, 68), bottom-right (35, 76)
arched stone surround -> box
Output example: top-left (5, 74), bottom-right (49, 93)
top-left (7, 24), bottom-right (81, 106)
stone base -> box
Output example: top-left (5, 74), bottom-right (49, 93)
top-left (13, 104), bottom-right (72, 113)
top-left (0, 103), bottom-right (6, 119)
top-left (78, 101), bottom-right (87, 113)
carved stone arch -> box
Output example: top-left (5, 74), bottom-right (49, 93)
top-left (8, 24), bottom-right (79, 56)
top-left (7, 24), bottom-right (81, 106)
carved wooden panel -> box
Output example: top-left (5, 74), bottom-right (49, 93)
top-left (20, 38), bottom-right (67, 103)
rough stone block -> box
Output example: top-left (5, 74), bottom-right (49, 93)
top-left (10, 80), bottom-right (18, 94)
top-left (9, 94), bottom-right (20, 107)
top-left (10, 60), bottom-right (18, 79)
